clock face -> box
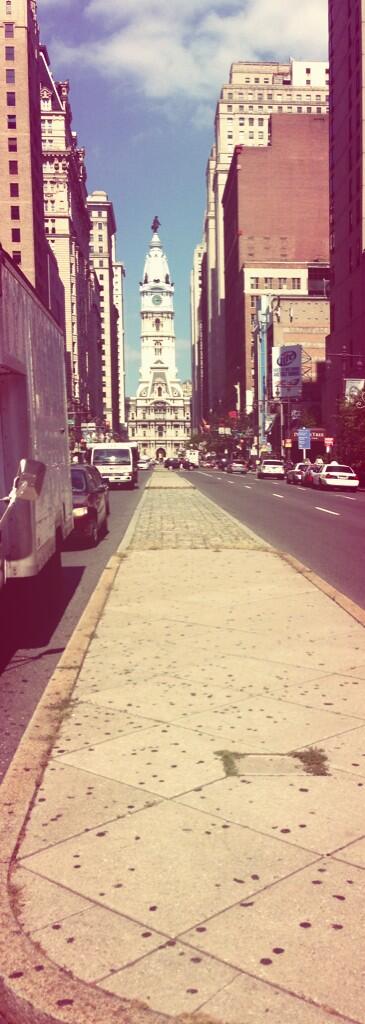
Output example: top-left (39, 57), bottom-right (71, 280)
top-left (152, 294), bottom-right (162, 306)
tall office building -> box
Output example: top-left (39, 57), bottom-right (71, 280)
top-left (112, 238), bottom-right (126, 431)
top-left (202, 59), bottom-right (329, 414)
top-left (40, 53), bottom-right (97, 411)
top-left (223, 115), bottom-right (329, 415)
top-left (325, 0), bottom-right (365, 433)
top-left (190, 240), bottom-right (206, 430)
top-left (127, 222), bottom-right (191, 459)
top-left (87, 190), bottom-right (119, 432)
top-left (0, 0), bottom-right (55, 307)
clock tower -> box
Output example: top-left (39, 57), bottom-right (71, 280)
top-left (127, 221), bottom-right (191, 459)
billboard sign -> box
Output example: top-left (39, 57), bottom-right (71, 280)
top-left (272, 345), bottom-right (302, 399)
top-left (345, 379), bottom-right (365, 403)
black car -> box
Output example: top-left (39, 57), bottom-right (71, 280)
top-left (71, 464), bottom-right (109, 546)
top-left (164, 457), bottom-right (181, 470)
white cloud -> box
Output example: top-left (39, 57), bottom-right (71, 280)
top-left (50, 0), bottom-right (328, 109)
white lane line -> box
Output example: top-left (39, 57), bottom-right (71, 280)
top-left (338, 495), bottom-right (357, 501)
top-left (245, 485), bottom-right (252, 489)
top-left (273, 493), bottom-right (284, 499)
top-left (315, 506), bottom-right (340, 516)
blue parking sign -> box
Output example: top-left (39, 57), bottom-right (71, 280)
top-left (298, 428), bottom-right (311, 450)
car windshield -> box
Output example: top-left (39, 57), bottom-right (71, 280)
top-left (325, 465), bottom-right (353, 473)
top-left (71, 468), bottom-right (87, 493)
top-left (263, 460), bottom-right (282, 465)
top-left (93, 448), bottom-right (131, 465)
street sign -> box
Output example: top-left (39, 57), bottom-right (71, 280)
top-left (325, 437), bottom-right (334, 445)
top-left (298, 427), bottom-right (311, 451)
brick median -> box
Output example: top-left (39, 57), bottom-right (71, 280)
top-left (129, 488), bottom-right (263, 549)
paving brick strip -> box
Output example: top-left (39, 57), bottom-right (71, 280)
top-left (1, 471), bottom-right (364, 1024)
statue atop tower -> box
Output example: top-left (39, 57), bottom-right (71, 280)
top-left (151, 215), bottom-right (160, 233)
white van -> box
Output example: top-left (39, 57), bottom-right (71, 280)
top-left (90, 443), bottom-right (138, 489)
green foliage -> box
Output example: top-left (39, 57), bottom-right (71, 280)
top-left (336, 394), bottom-right (365, 466)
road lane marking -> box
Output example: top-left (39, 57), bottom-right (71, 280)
top-left (245, 485), bottom-right (252, 489)
top-left (338, 495), bottom-right (357, 501)
top-left (273, 493), bottom-right (284, 498)
top-left (315, 507), bottom-right (340, 516)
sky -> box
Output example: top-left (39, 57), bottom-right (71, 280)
top-left (39, 0), bottom-right (328, 395)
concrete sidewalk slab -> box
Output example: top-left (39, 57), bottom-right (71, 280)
top-left (1, 472), bottom-right (364, 1024)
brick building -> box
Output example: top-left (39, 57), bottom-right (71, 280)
top-left (198, 59), bottom-right (329, 416)
top-left (223, 114), bottom-right (330, 414)
top-left (324, 0), bottom-right (365, 435)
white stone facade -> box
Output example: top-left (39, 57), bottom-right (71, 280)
top-left (127, 224), bottom-right (191, 459)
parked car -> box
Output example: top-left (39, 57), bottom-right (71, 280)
top-left (257, 459), bottom-right (285, 480)
top-left (71, 465), bottom-right (109, 546)
top-left (227, 460), bottom-right (248, 474)
top-left (138, 457), bottom-right (151, 470)
top-left (164, 457), bottom-right (180, 470)
top-left (313, 462), bottom-right (360, 491)
top-left (286, 462), bottom-right (311, 485)
top-left (301, 464), bottom-right (322, 487)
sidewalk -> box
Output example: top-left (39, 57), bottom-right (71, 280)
top-left (1, 467), bottom-right (365, 1024)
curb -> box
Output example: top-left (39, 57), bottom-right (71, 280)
top-left (0, 489), bottom-right (220, 1024)
top-left (279, 552), bottom-right (365, 628)
top-left (192, 485), bottom-right (365, 626)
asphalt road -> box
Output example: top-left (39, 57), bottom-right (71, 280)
top-left (0, 474), bottom-right (150, 782)
top-left (193, 468), bottom-right (365, 610)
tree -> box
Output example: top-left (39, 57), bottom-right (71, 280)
top-left (336, 392), bottom-right (365, 467)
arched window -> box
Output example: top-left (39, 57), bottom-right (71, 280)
top-left (157, 386), bottom-right (162, 397)
top-left (155, 341), bottom-right (162, 357)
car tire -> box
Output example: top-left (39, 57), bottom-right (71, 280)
top-left (88, 517), bottom-right (98, 547)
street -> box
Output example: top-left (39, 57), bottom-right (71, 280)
top-left (0, 476), bottom-right (150, 782)
top-left (193, 468), bottom-right (365, 609)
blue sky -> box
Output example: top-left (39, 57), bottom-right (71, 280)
top-left (39, 0), bottom-right (328, 394)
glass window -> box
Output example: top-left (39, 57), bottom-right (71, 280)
top-left (12, 251), bottom-right (21, 265)
top-left (9, 182), bottom-right (18, 196)
top-left (8, 137), bottom-right (17, 151)
top-left (4, 23), bottom-right (14, 37)
top-left (11, 227), bottom-right (20, 241)
top-left (10, 205), bottom-right (19, 219)
top-left (6, 91), bottom-right (16, 106)
top-left (5, 45), bottom-right (14, 59)
top-left (6, 67), bottom-right (15, 82)
top-left (7, 113), bottom-right (16, 128)
top-left (8, 159), bottom-right (18, 173)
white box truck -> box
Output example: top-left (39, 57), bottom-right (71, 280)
top-left (90, 442), bottom-right (138, 488)
top-left (0, 249), bottom-right (73, 596)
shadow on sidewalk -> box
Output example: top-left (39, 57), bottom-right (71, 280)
top-left (0, 564), bottom-right (84, 674)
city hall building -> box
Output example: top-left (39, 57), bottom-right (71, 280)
top-left (127, 219), bottom-right (191, 460)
